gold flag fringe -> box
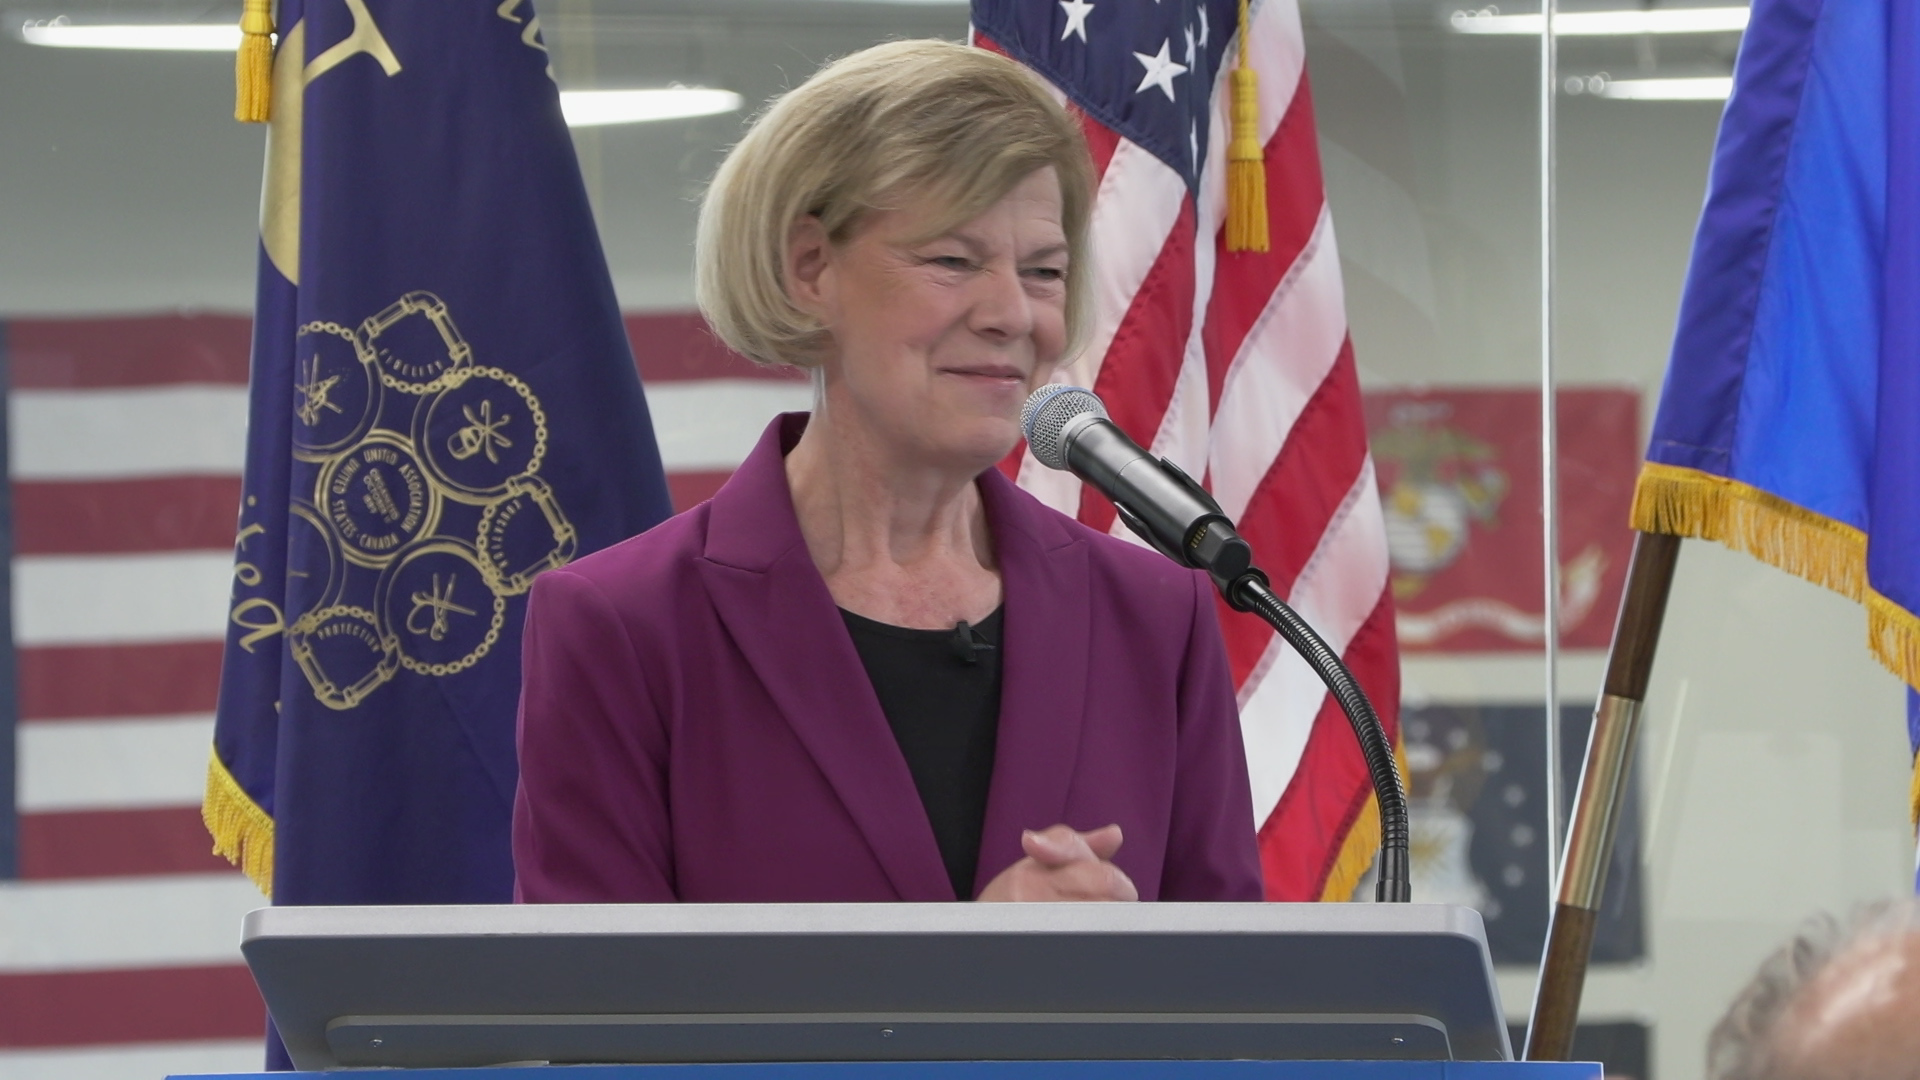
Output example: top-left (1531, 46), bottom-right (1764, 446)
top-left (1631, 461), bottom-right (1868, 600)
top-left (1321, 793), bottom-right (1381, 901)
top-left (204, 749), bottom-right (274, 895)
top-left (1867, 588), bottom-right (1920, 705)
top-left (1319, 743), bottom-right (1409, 902)
top-left (1911, 744), bottom-right (1920, 835)
top-left (1870, 594), bottom-right (1920, 831)
top-left (1633, 461), bottom-right (1920, 829)
top-left (234, 0), bottom-right (275, 122)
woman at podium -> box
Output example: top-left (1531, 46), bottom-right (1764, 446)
top-left (512, 41), bottom-right (1263, 905)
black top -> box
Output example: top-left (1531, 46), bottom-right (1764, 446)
top-left (839, 606), bottom-right (1004, 900)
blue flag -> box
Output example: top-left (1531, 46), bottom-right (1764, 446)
top-left (1632, 0), bottom-right (1920, 844)
top-left (204, 0), bottom-right (673, 907)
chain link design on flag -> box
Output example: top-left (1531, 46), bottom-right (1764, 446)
top-left (972, 0), bottom-right (1401, 901)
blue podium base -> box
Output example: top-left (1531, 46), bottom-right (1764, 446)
top-left (169, 1061), bottom-right (1602, 1079)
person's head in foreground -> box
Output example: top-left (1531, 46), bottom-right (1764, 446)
top-left (510, 39), bottom-right (1262, 905)
top-left (1708, 899), bottom-right (1920, 1080)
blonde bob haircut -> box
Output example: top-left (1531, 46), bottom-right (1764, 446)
top-left (696, 39), bottom-right (1094, 369)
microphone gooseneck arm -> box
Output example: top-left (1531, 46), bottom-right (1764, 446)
top-left (1222, 572), bottom-right (1411, 903)
top-left (1167, 506), bottom-right (1410, 903)
top-left (1022, 385), bottom-right (1410, 902)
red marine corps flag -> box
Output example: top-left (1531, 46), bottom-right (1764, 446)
top-left (971, 0), bottom-right (1400, 900)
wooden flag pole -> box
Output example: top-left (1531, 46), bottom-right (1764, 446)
top-left (1524, 530), bottom-right (1682, 1061)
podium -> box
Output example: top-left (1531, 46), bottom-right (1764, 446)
top-left (198, 901), bottom-right (1577, 1075)
top-left (173, 1065), bottom-right (1600, 1080)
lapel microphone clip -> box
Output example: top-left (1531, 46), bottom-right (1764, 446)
top-left (950, 621), bottom-right (995, 665)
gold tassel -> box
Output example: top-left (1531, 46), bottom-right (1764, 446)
top-left (235, 0), bottom-right (275, 123)
top-left (1225, 0), bottom-right (1269, 253)
top-left (204, 749), bottom-right (275, 896)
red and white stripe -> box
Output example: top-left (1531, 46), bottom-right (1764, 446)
top-left (3, 315), bottom-right (266, 1077)
top-left (1, 312), bottom-right (809, 1074)
top-left (994, 0), bottom-right (1399, 901)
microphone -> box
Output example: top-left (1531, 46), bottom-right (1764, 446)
top-left (1020, 384), bottom-right (1412, 903)
top-left (1019, 384), bottom-right (1256, 591)
top-left (949, 620), bottom-right (995, 665)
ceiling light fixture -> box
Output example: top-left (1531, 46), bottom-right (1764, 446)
top-left (15, 25), bottom-right (744, 125)
top-left (1450, 6), bottom-right (1749, 35)
top-left (1595, 75), bottom-right (1733, 99)
top-left (19, 20), bottom-right (241, 50)
top-left (560, 88), bottom-right (743, 127)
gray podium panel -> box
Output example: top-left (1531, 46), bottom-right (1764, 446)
top-left (241, 903), bottom-right (1509, 1071)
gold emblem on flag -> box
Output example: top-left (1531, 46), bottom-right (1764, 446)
top-left (287, 605), bottom-right (402, 711)
top-left (414, 366), bottom-right (548, 501)
top-left (286, 500), bottom-right (342, 621)
top-left (318, 434), bottom-right (441, 566)
top-left (259, 291), bottom-right (578, 710)
top-left (292, 321), bottom-right (380, 459)
top-left (477, 476), bottom-right (577, 596)
top-left (377, 540), bottom-right (507, 676)
top-left (361, 291), bottom-right (471, 388)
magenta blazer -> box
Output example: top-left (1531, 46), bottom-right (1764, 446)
top-left (512, 414), bottom-right (1262, 903)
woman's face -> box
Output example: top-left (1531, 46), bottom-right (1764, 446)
top-left (791, 167), bottom-right (1071, 472)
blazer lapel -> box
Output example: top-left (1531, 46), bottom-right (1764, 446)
top-left (971, 469), bottom-right (1092, 895)
top-left (696, 415), bottom-right (954, 902)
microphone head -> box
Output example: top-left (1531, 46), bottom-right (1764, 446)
top-left (1020, 385), bottom-right (1107, 470)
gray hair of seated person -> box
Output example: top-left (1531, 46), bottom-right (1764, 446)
top-left (1706, 898), bottom-right (1920, 1080)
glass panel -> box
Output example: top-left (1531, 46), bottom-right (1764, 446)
top-left (1548, 4), bottom-right (1915, 1079)
top-left (1299, 0), bottom-right (1559, 1034)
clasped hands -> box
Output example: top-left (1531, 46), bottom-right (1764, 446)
top-left (976, 823), bottom-right (1138, 902)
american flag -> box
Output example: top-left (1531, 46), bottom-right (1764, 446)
top-left (972, 0), bottom-right (1400, 900)
top-left (1, 315), bottom-right (266, 1077)
top-left (0, 312), bottom-right (807, 1076)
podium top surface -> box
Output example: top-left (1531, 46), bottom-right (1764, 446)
top-left (243, 899), bottom-right (1492, 940)
top-left (174, 1063), bottom-right (1601, 1080)
top-left (242, 903), bottom-right (1509, 1071)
